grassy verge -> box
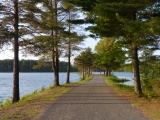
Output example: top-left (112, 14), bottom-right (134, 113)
top-left (106, 76), bottom-right (160, 120)
top-left (0, 75), bottom-right (92, 120)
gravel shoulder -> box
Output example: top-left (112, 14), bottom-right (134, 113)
top-left (38, 75), bottom-right (151, 120)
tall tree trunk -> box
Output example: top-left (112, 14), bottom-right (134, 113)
top-left (12, 0), bottom-right (20, 103)
top-left (131, 43), bottom-right (142, 94)
top-left (82, 66), bottom-right (85, 80)
top-left (66, 11), bottom-right (71, 84)
top-left (108, 70), bottom-right (111, 76)
top-left (52, 51), bottom-right (59, 86)
top-left (88, 67), bottom-right (91, 76)
top-left (53, 0), bottom-right (59, 86)
top-left (66, 42), bottom-right (71, 83)
top-left (105, 69), bottom-right (108, 76)
top-left (55, 46), bottom-right (60, 86)
top-left (131, 12), bottom-right (142, 94)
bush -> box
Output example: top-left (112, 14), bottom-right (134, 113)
top-left (142, 78), bottom-right (160, 98)
top-left (3, 98), bottom-right (12, 108)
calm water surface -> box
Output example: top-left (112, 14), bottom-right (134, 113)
top-left (113, 72), bottom-right (134, 86)
top-left (0, 72), bottom-right (81, 102)
top-left (0, 72), bottom-right (133, 102)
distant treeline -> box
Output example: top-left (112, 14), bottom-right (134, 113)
top-left (0, 59), bottom-right (78, 72)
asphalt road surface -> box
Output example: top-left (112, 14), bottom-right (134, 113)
top-left (38, 75), bottom-right (151, 120)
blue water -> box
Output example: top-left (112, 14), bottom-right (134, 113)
top-left (0, 72), bottom-right (134, 102)
top-left (113, 72), bottom-right (134, 86)
top-left (94, 71), bottom-right (134, 86)
top-left (0, 72), bottom-right (81, 102)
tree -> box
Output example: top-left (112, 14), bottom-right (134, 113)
top-left (62, 2), bottom-right (85, 84)
top-left (0, 3), bottom-right (13, 51)
top-left (0, 0), bottom-right (21, 103)
top-left (74, 47), bottom-right (94, 79)
top-left (68, 1), bottom-right (160, 94)
top-left (87, 1), bottom-right (159, 94)
top-left (12, 0), bottom-right (20, 103)
top-left (21, 0), bottom-right (68, 86)
top-left (63, 2), bottom-right (75, 84)
top-left (95, 37), bottom-right (126, 76)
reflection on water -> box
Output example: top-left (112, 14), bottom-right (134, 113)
top-left (112, 72), bottom-right (134, 86)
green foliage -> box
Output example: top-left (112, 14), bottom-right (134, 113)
top-left (94, 37), bottom-right (126, 71)
top-left (121, 63), bottom-right (132, 72)
top-left (74, 47), bottom-right (94, 70)
top-left (0, 101), bottom-right (3, 110)
top-left (142, 78), bottom-right (160, 98)
top-left (40, 86), bottom-right (45, 92)
top-left (66, 0), bottom-right (97, 11)
top-left (3, 98), bottom-right (12, 108)
top-left (139, 49), bottom-right (160, 97)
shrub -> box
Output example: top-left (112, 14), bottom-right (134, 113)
top-left (3, 98), bottom-right (12, 108)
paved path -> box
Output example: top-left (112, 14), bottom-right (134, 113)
top-left (38, 75), bottom-right (150, 120)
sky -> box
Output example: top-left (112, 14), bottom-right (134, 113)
top-left (0, 38), bottom-right (160, 63)
top-left (0, 37), bottom-right (99, 61)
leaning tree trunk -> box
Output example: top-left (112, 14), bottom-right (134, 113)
top-left (12, 0), bottom-right (20, 103)
top-left (131, 43), bottom-right (142, 94)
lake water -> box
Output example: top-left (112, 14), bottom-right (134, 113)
top-left (113, 72), bottom-right (134, 86)
top-left (0, 72), bottom-right (134, 102)
top-left (0, 72), bottom-right (81, 102)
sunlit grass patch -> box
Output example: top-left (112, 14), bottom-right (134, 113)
top-left (105, 75), bottom-right (160, 120)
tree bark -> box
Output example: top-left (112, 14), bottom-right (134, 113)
top-left (105, 69), bottom-right (108, 76)
top-left (82, 66), bottom-right (85, 80)
top-left (131, 43), bottom-right (142, 94)
top-left (12, 0), bottom-right (20, 103)
top-left (52, 0), bottom-right (59, 87)
top-left (131, 12), bottom-right (142, 94)
top-left (66, 42), bottom-right (71, 83)
top-left (66, 11), bottom-right (71, 84)
top-left (108, 70), bottom-right (111, 76)
top-left (88, 67), bottom-right (90, 76)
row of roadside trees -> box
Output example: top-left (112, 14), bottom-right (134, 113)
top-left (69, 0), bottom-right (160, 95)
top-left (74, 38), bottom-right (126, 79)
top-left (0, 0), bottom-right (160, 103)
top-left (0, 0), bottom-right (85, 103)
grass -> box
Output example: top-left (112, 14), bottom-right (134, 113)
top-left (105, 75), bottom-right (160, 120)
top-left (0, 75), bottom-right (92, 120)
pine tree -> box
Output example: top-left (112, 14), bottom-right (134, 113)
top-left (67, 0), bottom-right (160, 94)
top-left (21, 0), bottom-right (69, 86)
top-left (0, 0), bottom-right (21, 103)
top-left (62, 2), bottom-right (85, 84)
top-left (95, 37), bottom-right (126, 76)
top-left (74, 47), bottom-right (94, 79)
